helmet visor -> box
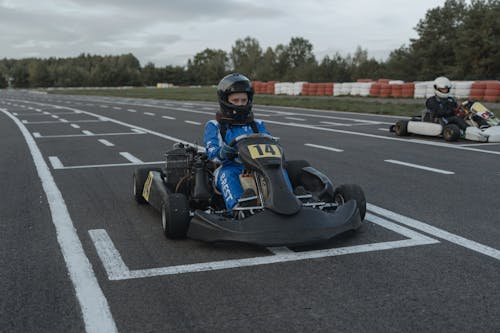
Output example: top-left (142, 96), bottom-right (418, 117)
top-left (437, 87), bottom-right (450, 93)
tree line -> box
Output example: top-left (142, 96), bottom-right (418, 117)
top-left (0, 0), bottom-right (498, 89)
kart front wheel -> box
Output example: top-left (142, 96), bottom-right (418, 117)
top-left (443, 124), bottom-right (460, 141)
top-left (133, 168), bottom-right (161, 204)
top-left (333, 184), bottom-right (366, 220)
top-left (161, 193), bottom-right (190, 239)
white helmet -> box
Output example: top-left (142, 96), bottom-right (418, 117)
top-left (434, 76), bottom-right (452, 98)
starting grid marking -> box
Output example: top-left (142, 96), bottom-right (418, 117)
top-left (89, 211), bottom-right (440, 281)
top-left (90, 203), bottom-right (500, 281)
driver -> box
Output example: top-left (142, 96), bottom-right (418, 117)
top-left (425, 76), bottom-right (467, 131)
top-left (203, 73), bottom-right (277, 211)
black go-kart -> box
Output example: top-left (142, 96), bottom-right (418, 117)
top-left (133, 133), bottom-right (366, 247)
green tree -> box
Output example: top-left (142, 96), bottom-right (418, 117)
top-left (454, 0), bottom-right (500, 79)
top-left (28, 60), bottom-right (52, 87)
top-left (187, 48), bottom-right (229, 85)
top-left (255, 47), bottom-right (277, 81)
top-left (10, 62), bottom-right (29, 88)
top-left (384, 45), bottom-right (417, 81)
top-left (283, 37), bottom-right (316, 81)
top-left (141, 62), bottom-right (158, 86)
top-left (317, 53), bottom-right (352, 82)
top-left (0, 73), bottom-right (7, 88)
top-left (230, 36), bottom-right (262, 79)
top-left (409, 0), bottom-right (467, 79)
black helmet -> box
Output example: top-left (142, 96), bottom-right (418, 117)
top-left (217, 73), bottom-right (254, 125)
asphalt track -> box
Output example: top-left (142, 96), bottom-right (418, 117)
top-left (1, 90), bottom-right (499, 333)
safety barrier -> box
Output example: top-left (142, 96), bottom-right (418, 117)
top-left (252, 80), bottom-right (500, 102)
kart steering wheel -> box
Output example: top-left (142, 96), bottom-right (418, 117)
top-left (228, 133), bottom-right (277, 147)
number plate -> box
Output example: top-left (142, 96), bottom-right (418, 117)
top-left (248, 144), bottom-right (281, 159)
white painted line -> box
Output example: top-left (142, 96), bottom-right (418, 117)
top-left (100, 105), bottom-right (108, 108)
top-left (120, 152), bottom-right (143, 163)
top-left (82, 130), bottom-right (94, 136)
top-left (35, 108), bottom-right (42, 112)
top-left (43, 111), bottom-right (50, 115)
top-left (131, 128), bottom-right (145, 134)
top-left (59, 119), bottom-right (68, 123)
top-left (112, 107), bottom-right (122, 110)
top-left (71, 124), bottom-right (81, 129)
top-left (378, 128), bottom-right (389, 131)
top-left (51, 115), bottom-right (60, 119)
top-left (285, 117), bottom-right (306, 121)
top-left (459, 142), bottom-right (500, 147)
top-left (368, 203), bottom-right (500, 261)
top-left (144, 112), bottom-right (156, 116)
top-left (89, 213), bottom-right (437, 280)
top-left (127, 109), bottom-right (137, 112)
top-left (33, 132), bottom-right (41, 138)
top-left (305, 143), bottom-right (343, 153)
top-left (53, 161), bottom-right (164, 170)
top-left (21, 120), bottom-right (27, 123)
top-left (33, 132), bottom-right (146, 139)
top-left (256, 113), bottom-right (272, 117)
top-left (185, 120), bottom-right (202, 125)
top-left (48, 156), bottom-right (64, 169)
top-left (88, 230), bottom-right (130, 280)
top-left (385, 159), bottom-right (454, 175)
top-left (98, 117), bottom-right (110, 121)
top-left (13, 112), bottom-right (18, 116)
top-left (162, 116), bottom-right (176, 120)
top-left (98, 139), bottom-right (115, 147)
top-left (0, 110), bottom-right (118, 332)
top-left (202, 107), bottom-right (214, 110)
top-left (320, 121), bottom-right (351, 126)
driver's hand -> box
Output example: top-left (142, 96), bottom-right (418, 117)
top-left (219, 144), bottom-right (238, 160)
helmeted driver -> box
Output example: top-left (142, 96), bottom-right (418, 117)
top-left (204, 73), bottom-right (292, 211)
top-left (425, 76), bottom-right (467, 131)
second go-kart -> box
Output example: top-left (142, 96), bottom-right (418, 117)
top-left (390, 100), bottom-right (500, 142)
top-left (133, 133), bottom-right (366, 247)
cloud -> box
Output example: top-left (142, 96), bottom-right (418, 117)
top-left (0, 0), bottom-right (446, 66)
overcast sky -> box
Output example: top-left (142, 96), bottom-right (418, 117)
top-left (0, 0), bottom-right (448, 67)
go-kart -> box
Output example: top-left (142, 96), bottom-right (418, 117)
top-left (390, 101), bottom-right (500, 142)
top-left (133, 133), bottom-right (366, 247)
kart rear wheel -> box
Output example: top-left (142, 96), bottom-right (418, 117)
top-left (333, 184), bottom-right (366, 220)
top-left (161, 193), bottom-right (190, 239)
top-left (394, 120), bottom-right (409, 136)
top-left (443, 124), bottom-right (460, 141)
top-left (133, 168), bottom-right (161, 204)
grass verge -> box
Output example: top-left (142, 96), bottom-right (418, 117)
top-left (49, 87), bottom-right (499, 116)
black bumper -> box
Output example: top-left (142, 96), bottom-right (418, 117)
top-left (187, 200), bottom-right (362, 247)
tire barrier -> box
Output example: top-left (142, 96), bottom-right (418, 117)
top-left (253, 79), bottom-right (500, 101)
top-left (483, 81), bottom-right (500, 102)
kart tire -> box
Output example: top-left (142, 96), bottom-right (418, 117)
top-left (443, 124), bottom-right (460, 141)
top-left (333, 184), bottom-right (366, 220)
top-left (133, 167), bottom-right (162, 204)
top-left (161, 193), bottom-right (190, 239)
top-left (394, 120), bottom-right (409, 136)
top-left (285, 160), bottom-right (311, 188)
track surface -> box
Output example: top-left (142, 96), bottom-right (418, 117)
top-left (1, 90), bottom-right (499, 333)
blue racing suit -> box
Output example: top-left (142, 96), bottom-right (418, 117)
top-left (203, 119), bottom-right (269, 210)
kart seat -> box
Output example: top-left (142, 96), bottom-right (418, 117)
top-left (422, 109), bottom-right (432, 122)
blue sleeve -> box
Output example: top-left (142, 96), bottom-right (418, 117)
top-left (203, 121), bottom-right (222, 162)
top-left (256, 120), bottom-right (269, 135)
